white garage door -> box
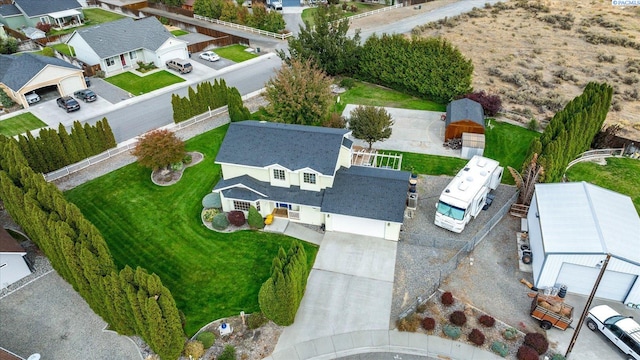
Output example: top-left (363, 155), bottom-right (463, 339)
top-left (556, 263), bottom-right (637, 301)
top-left (60, 76), bottom-right (84, 95)
top-left (330, 214), bottom-right (385, 238)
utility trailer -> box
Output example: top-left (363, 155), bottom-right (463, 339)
top-left (434, 155), bottom-right (503, 233)
top-left (530, 293), bottom-right (574, 330)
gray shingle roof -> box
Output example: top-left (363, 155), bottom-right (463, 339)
top-left (446, 98), bottom-right (484, 127)
top-left (216, 121), bottom-right (350, 176)
top-left (214, 175), bottom-right (325, 207)
top-left (13, 0), bottom-right (81, 18)
top-left (72, 17), bottom-right (175, 59)
top-left (322, 166), bottom-right (410, 223)
top-left (0, 4), bottom-right (22, 16)
top-left (0, 53), bottom-right (80, 91)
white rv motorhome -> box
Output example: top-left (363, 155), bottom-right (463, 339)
top-left (434, 155), bottom-right (503, 233)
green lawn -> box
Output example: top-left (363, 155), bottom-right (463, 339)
top-left (171, 29), bottom-right (189, 36)
top-left (105, 71), bottom-right (185, 95)
top-left (379, 121), bottom-right (539, 184)
top-left (52, 43), bottom-right (74, 56)
top-left (302, 1), bottom-right (387, 27)
top-left (337, 80), bottom-right (446, 113)
top-left (0, 113), bottom-right (46, 137)
top-left (65, 125), bottom-right (318, 336)
top-left (565, 157), bottom-right (640, 214)
top-left (50, 8), bottom-right (126, 36)
top-left (213, 45), bottom-right (258, 62)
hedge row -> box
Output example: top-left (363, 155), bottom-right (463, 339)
top-left (171, 80), bottom-right (250, 123)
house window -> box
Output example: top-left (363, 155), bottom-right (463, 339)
top-left (255, 201), bottom-right (261, 212)
top-left (39, 16), bottom-right (49, 24)
top-left (273, 169), bottom-right (285, 180)
top-left (233, 200), bottom-right (250, 212)
top-left (129, 51), bottom-right (137, 60)
top-left (303, 172), bottom-right (316, 184)
top-left (106, 57), bottom-right (116, 66)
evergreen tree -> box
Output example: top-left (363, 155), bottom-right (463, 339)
top-left (100, 118), bottom-right (117, 149)
top-left (58, 123), bottom-right (80, 164)
top-left (71, 121), bottom-right (91, 159)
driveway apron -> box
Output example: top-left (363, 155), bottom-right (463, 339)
top-left (275, 232), bottom-right (397, 351)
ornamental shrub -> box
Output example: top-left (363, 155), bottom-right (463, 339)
top-left (524, 332), bottom-right (549, 355)
top-left (212, 213), bottom-right (230, 230)
top-left (218, 345), bottom-right (236, 360)
top-left (421, 317), bottom-right (436, 331)
top-left (441, 291), bottom-right (454, 306)
top-left (202, 208), bottom-right (218, 222)
top-left (551, 354), bottom-right (566, 360)
top-left (247, 206), bottom-right (264, 229)
top-left (183, 340), bottom-right (205, 359)
top-left (247, 312), bottom-right (268, 329)
top-left (227, 210), bottom-right (246, 226)
top-left (468, 328), bottom-right (486, 346)
top-left (479, 314), bottom-right (496, 327)
top-left (517, 345), bottom-right (539, 360)
top-left (396, 314), bottom-right (420, 332)
top-left (196, 331), bottom-right (215, 349)
top-left (449, 310), bottom-right (467, 326)
top-left (503, 327), bottom-right (518, 340)
top-left (183, 153), bottom-right (193, 164)
top-left (443, 324), bottom-right (462, 339)
top-left (491, 341), bottom-right (509, 357)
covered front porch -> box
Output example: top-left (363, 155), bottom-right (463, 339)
top-left (49, 9), bottom-right (83, 30)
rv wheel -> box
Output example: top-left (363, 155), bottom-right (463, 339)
top-left (540, 320), bottom-right (552, 330)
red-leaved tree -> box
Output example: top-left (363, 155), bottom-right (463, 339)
top-left (464, 91), bottom-right (502, 116)
top-left (36, 22), bottom-right (53, 34)
top-left (131, 129), bottom-right (185, 171)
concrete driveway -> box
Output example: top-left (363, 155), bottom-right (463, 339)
top-left (342, 105), bottom-right (458, 157)
top-left (0, 271), bottom-right (140, 360)
top-left (275, 232), bottom-right (398, 352)
top-left (28, 95), bottom-right (113, 128)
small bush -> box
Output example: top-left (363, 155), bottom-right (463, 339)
top-left (218, 345), bottom-right (236, 360)
top-left (36, 21), bottom-right (53, 33)
top-left (503, 327), bottom-right (518, 340)
top-left (421, 317), bottom-right (436, 331)
top-left (41, 47), bottom-right (55, 57)
top-left (527, 118), bottom-right (539, 131)
top-left (342, 2), bottom-right (348, 10)
top-left (491, 341), bottom-right (509, 357)
top-left (196, 331), bottom-right (215, 349)
top-left (183, 153), bottom-right (193, 164)
top-left (247, 206), bottom-right (264, 229)
top-left (443, 324), bottom-right (462, 339)
top-left (212, 213), bottom-right (230, 230)
top-left (416, 303), bottom-right (428, 314)
top-left (227, 210), bottom-right (246, 226)
top-left (396, 314), bottom-right (421, 332)
top-left (449, 310), bottom-right (467, 326)
top-left (551, 354), bottom-right (566, 360)
top-left (468, 328), bottom-right (485, 346)
top-left (323, 112), bottom-right (346, 128)
top-left (247, 312), bottom-right (269, 329)
top-left (524, 332), bottom-right (549, 354)
top-left (339, 77), bottom-right (355, 89)
top-left (479, 314), bottom-right (495, 327)
top-left (464, 91), bottom-right (502, 116)
top-left (202, 208), bottom-right (219, 222)
top-left (441, 291), bottom-right (454, 306)
top-left (183, 340), bottom-right (205, 359)
top-left (517, 345), bottom-right (539, 360)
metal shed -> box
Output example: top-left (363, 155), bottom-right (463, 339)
top-left (527, 182), bottom-right (640, 304)
top-left (445, 98), bottom-right (485, 141)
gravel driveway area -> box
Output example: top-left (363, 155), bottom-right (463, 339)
top-left (0, 272), bottom-right (141, 360)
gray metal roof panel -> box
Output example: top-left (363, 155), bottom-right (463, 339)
top-left (0, 53), bottom-right (79, 90)
top-left (73, 17), bottom-right (174, 59)
top-left (214, 175), bottom-right (325, 207)
top-left (0, 4), bottom-right (22, 16)
top-left (446, 98), bottom-right (484, 127)
top-left (322, 166), bottom-right (410, 222)
top-left (216, 121), bottom-right (350, 176)
top-left (13, 0), bottom-right (81, 17)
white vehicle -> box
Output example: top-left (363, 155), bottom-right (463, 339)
top-left (25, 92), bottom-right (40, 104)
top-left (434, 155), bottom-right (503, 233)
top-left (199, 51), bottom-right (220, 62)
top-left (267, 0), bottom-right (282, 10)
top-left (587, 305), bottom-right (640, 360)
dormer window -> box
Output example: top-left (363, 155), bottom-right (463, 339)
top-left (273, 169), bottom-right (285, 180)
top-left (303, 172), bottom-right (316, 184)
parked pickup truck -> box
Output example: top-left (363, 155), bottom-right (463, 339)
top-left (587, 305), bottom-right (640, 360)
top-left (530, 293), bottom-right (573, 330)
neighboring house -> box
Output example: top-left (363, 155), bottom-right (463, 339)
top-left (212, 121), bottom-right (410, 241)
top-left (444, 98), bottom-right (485, 141)
top-left (66, 16), bottom-right (188, 77)
top-left (0, 0), bottom-right (83, 30)
top-left (0, 227), bottom-right (31, 290)
top-left (0, 52), bottom-right (85, 108)
top-left (182, 0), bottom-right (195, 11)
top-left (527, 182), bottom-right (640, 304)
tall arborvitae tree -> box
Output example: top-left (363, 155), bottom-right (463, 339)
top-left (58, 123), bottom-right (80, 164)
top-left (71, 121), bottom-right (91, 159)
top-left (99, 118), bottom-right (117, 149)
top-left (526, 82), bottom-right (613, 182)
top-left (25, 131), bottom-right (46, 172)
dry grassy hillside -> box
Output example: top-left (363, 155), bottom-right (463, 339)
top-left (412, 0), bottom-right (640, 140)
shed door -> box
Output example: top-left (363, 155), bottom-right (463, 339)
top-left (556, 263), bottom-right (637, 301)
top-left (330, 214), bottom-right (385, 238)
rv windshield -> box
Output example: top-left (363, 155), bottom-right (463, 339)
top-left (436, 201), bottom-right (466, 221)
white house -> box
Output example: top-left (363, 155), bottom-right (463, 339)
top-left (527, 182), bottom-right (640, 304)
top-left (213, 121), bottom-right (410, 241)
top-left (66, 16), bottom-right (188, 77)
top-left (0, 227), bottom-right (31, 290)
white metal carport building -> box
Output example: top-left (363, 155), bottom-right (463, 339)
top-left (527, 182), bottom-right (640, 304)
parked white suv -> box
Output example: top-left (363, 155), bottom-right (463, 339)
top-left (587, 305), bottom-right (640, 360)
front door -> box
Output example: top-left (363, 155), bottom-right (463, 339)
top-left (120, 54), bottom-right (126, 67)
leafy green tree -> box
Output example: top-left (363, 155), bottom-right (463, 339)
top-left (247, 205), bottom-right (264, 229)
top-left (132, 129), bottom-right (186, 171)
top-left (281, 5), bottom-right (360, 76)
top-left (263, 10), bottom-right (286, 33)
top-left (264, 59), bottom-right (333, 125)
top-left (194, 0), bottom-right (224, 18)
top-left (348, 105), bottom-right (394, 149)
top-left (228, 87), bottom-right (250, 122)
